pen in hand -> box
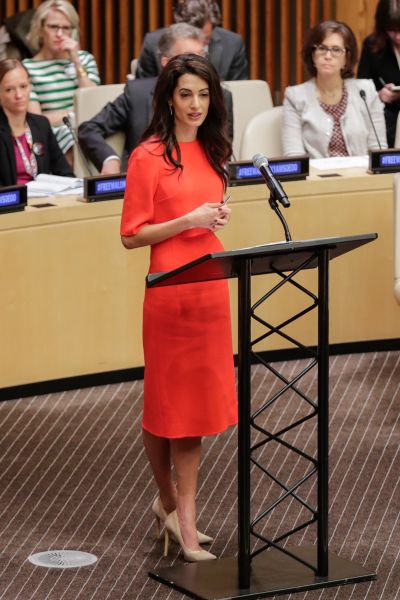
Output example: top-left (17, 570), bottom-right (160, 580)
top-left (378, 77), bottom-right (400, 93)
top-left (220, 194), bottom-right (231, 206)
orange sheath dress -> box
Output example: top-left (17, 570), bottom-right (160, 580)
top-left (120, 139), bottom-right (238, 438)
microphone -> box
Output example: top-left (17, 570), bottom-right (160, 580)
top-left (62, 115), bottom-right (94, 176)
top-left (252, 153), bottom-right (290, 208)
top-left (359, 90), bottom-right (382, 150)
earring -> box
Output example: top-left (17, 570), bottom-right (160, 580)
top-left (169, 104), bottom-right (173, 115)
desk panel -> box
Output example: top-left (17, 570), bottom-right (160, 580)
top-left (0, 169), bottom-right (398, 388)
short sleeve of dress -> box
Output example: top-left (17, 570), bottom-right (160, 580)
top-left (120, 143), bottom-right (160, 236)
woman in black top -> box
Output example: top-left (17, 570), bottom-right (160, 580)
top-left (0, 58), bottom-right (73, 187)
top-left (358, 0), bottom-right (400, 147)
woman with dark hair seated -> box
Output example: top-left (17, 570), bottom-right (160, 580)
top-left (0, 58), bottom-right (73, 187)
top-left (282, 20), bottom-right (387, 158)
top-left (121, 54), bottom-right (237, 562)
top-left (358, 0), bottom-right (400, 147)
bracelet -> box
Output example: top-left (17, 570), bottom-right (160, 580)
top-left (76, 66), bottom-right (87, 78)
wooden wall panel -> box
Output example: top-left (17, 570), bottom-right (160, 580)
top-left (280, 0), bottom-right (290, 94)
top-left (296, 0), bottom-right (304, 83)
top-left (89, 0), bottom-right (101, 71)
top-left (119, 1), bottom-right (130, 83)
top-left (133, 1), bottom-right (144, 58)
top-left (335, 0), bottom-right (378, 58)
top-left (1, 0), bottom-right (375, 103)
top-left (236, 0), bottom-right (246, 39)
top-left (104, 1), bottom-right (114, 84)
top-left (221, 0), bottom-right (231, 23)
top-left (249, 0), bottom-right (260, 78)
top-left (265, 0), bottom-right (276, 102)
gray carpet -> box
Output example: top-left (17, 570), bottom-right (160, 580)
top-left (0, 351), bottom-right (398, 599)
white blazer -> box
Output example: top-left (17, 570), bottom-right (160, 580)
top-left (282, 78), bottom-right (388, 158)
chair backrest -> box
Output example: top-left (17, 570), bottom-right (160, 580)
top-left (394, 174), bottom-right (400, 303)
top-left (222, 79), bottom-right (273, 160)
top-left (239, 106), bottom-right (284, 160)
top-left (73, 83), bottom-right (125, 176)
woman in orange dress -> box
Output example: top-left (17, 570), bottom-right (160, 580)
top-left (120, 54), bottom-right (237, 562)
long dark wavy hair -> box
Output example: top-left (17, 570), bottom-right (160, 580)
top-left (140, 54), bottom-right (232, 187)
top-left (371, 0), bottom-right (400, 52)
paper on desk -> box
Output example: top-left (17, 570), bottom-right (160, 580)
top-left (27, 173), bottom-right (83, 197)
top-left (310, 155), bottom-right (369, 170)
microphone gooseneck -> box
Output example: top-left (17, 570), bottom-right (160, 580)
top-left (62, 116), bottom-right (94, 176)
top-left (359, 89), bottom-right (382, 150)
top-left (252, 153), bottom-right (290, 208)
top-left (252, 153), bottom-right (292, 241)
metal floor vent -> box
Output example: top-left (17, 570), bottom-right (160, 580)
top-left (28, 550), bottom-right (97, 569)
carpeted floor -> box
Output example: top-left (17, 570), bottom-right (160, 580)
top-left (0, 351), bottom-right (398, 600)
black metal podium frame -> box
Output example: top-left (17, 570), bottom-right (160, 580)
top-left (147, 234), bottom-right (377, 600)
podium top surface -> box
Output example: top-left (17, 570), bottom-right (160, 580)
top-left (146, 233), bottom-right (377, 288)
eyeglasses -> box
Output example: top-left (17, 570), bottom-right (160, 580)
top-left (313, 44), bottom-right (347, 57)
top-left (44, 24), bottom-right (73, 34)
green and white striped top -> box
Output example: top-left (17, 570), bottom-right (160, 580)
top-left (23, 50), bottom-right (100, 153)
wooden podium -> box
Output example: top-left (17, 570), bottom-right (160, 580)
top-left (147, 234), bottom-right (377, 599)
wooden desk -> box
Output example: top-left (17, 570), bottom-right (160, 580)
top-left (1, 168), bottom-right (398, 389)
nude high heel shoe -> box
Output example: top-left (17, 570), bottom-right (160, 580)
top-left (152, 496), bottom-right (213, 544)
top-left (164, 510), bottom-right (217, 562)
top-left (152, 496), bottom-right (168, 538)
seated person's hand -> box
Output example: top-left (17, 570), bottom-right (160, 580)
top-left (61, 36), bottom-right (80, 62)
top-left (379, 84), bottom-right (400, 104)
top-left (101, 158), bottom-right (121, 175)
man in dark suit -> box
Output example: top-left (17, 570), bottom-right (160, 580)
top-left (78, 23), bottom-right (233, 175)
top-left (136, 0), bottom-right (248, 81)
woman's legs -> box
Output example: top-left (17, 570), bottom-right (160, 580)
top-left (170, 436), bottom-right (202, 551)
top-left (143, 429), bottom-right (203, 551)
top-left (142, 429), bottom-right (176, 513)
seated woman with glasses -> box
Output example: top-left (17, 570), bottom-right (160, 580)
top-left (22, 0), bottom-right (100, 163)
top-left (282, 20), bottom-right (387, 158)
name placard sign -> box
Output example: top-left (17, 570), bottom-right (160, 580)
top-left (369, 149), bottom-right (400, 174)
top-left (229, 156), bottom-right (309, 186)
top-left (83, 174), bottom-right (126, 201)
top-left (0, 185), bottom-right (27, 214)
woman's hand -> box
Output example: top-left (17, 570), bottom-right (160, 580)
top-left (379, 83), bottom-right (400, 104)
top-left (59, 37), bottom-right (96, 87)
top-left (211, 205), bottom-right (231, 231)
top-left (121, 202), bottom-right (231, 250)
top-left (186, 202), bottom-right (231, 231)
top-left (60, 36), bottom-right (80, 63)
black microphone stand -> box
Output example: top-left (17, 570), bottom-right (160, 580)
top-left (268, 190), bottom-right (292, 241)
top-left (63, 116), bottom-right (94, 176)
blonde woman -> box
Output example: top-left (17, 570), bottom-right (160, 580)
top-left (23, 0), bottom-right (100, 159)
